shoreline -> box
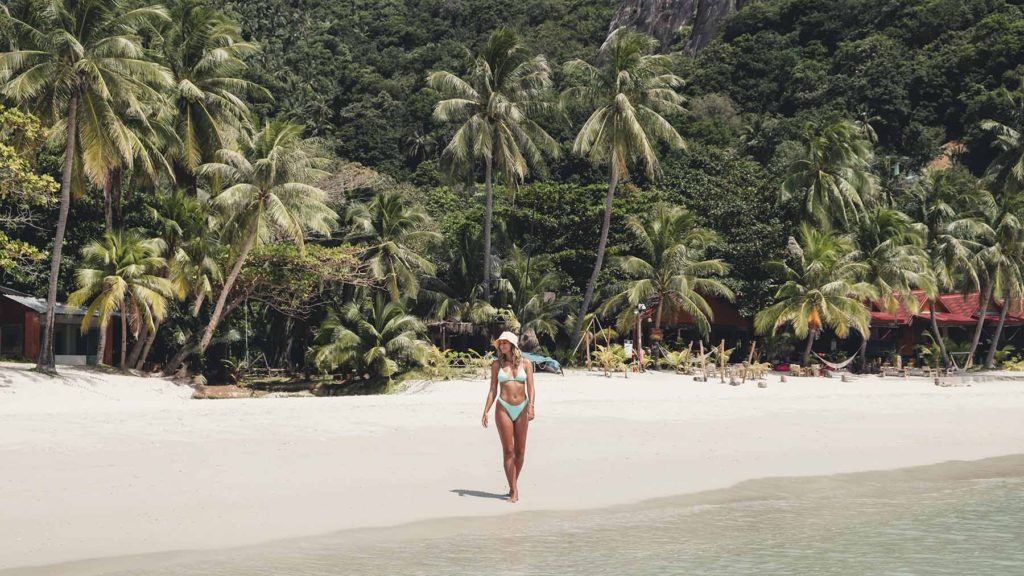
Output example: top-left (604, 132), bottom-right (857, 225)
top-left (8, 453), bottom-right (1024, 576)
top-left (2, 365), bottom-right (1024, 571)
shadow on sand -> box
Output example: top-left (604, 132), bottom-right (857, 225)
top-left (450, 489), bottom-right (509, 500)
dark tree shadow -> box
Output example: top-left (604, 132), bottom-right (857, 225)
top-left (450, 489), bottom-right (508, 500)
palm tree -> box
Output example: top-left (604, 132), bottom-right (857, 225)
top-left (961, 197), bottom-right (1021, 367)
top-left (780, 119), bottom-right (878, 227)
top-left (405, 130), bottom-right (436, 163)
top-left (561, 27), bottom-right (688, 347)
top-left (602, 204), bottom-right (734, 341)
top-left (130, 191), bottom-right (222, 369)
top-left (0, 0), bottom-right (173, 372)
top-left (312, 296), bottom-right (430, 391)
top-left (99, 90), bottom-right (179, 234)
top-left (149, 191), bottom-right (223, 314)
top-left (755, 224), bottom-right (876, 365)
top-left (908, 168), bottom-right (991, 369)
top-left (67, 231), bottom-right (177, 370)
top-left (346, 189), bottom-right (440, 302)
top-left (159, 0), bottom-right (267, 193)
top-left (854, 208), bottom-right (934, 369)
top-left (979, 81), bottom-right (1024, 368)
top-left (498, 245), bottom-right (568, 343)
top-left (981, 79), bottom-right (1024, 197)
top-left (193, 120), bottom-right (336, 357)
top-left (419, 226), bottom-right (497, 326)
top-left (981, 207), bottom-right (1024, 368)
top-left (428, 29), bottom-right (558, 303)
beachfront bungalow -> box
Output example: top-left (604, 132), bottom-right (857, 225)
top-left (866, 290), bottom-right (1024, 358)
top-left (649, 297), bottom-right (751, 346)
top-left (0, 286), bottom-right (114, 365)
top-left (650, 291), bottom-right (1021, 367)
top-left (425, 319), bottom-right (476, 351)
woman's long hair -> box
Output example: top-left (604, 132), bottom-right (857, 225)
top-left (500, 345), bottom-right (523, 368)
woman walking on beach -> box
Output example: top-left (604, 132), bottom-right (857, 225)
top-left (482, 331), bottom-right (535, 503)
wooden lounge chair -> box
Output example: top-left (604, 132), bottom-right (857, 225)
top-left (881, 363), bottom-right (907, 378)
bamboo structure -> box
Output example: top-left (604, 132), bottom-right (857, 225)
top-left (742, 342), bottom-right (758, 383)
top-left (719, 339), bottom-right (727, 383)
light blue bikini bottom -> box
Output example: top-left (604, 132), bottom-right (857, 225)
top-left (497, 395), bottom-right (529, 422)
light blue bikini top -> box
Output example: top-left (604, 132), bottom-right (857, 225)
top-left (497, 362), bottom-right (527, 383)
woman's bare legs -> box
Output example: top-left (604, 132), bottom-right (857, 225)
top-left (495, 405), bottom-right (517, 501)
top-left (512, 409), bottom-right (529, 499)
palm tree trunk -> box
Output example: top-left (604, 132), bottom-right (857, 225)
top-left (167, 296), bottom-right (245, 375)
top-left (173, 160), bottom-right (198, 197)
top-left (120, 307), bottom-right (128, 371)
top-left (802, 330), bottom-right (815, 366)
top-left (164, 337), bottom-right (196, 376)
top-left (111, 167), bottom-right (123, 226)
top-left (482, 156), bottom-right (493, 303)
top-left (653, 297), bottom-right (665, 366)
top-left (928, 299), bottom-right (952, 369)
top-left (571, 168), bottom-right (620, 346)
top-left (101, 167), bottom-right (122, 234)
top-left (199, 231), bottom-right (257, 353)
top-left (103, 170), bottom-right (114, 234)
top-left (858, 334), bottom-right (868, 373)
top-left (136, 320), bottom-right (160, 370)
top-left (192, 292), bottom-right (206, 317)
top-left (127, 320), bottom-right (148, 369)
top-left (36, 94), bottom-right (79, 373)
top-left (968, 285), bottom-right (992, 368)
top-left (985, 299), bottom-right (1010, 369)
top-left (96, 322), bottom-right (107, 366)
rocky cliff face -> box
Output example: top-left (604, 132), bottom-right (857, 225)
top-left (610, 0), bottom-right (750, 54)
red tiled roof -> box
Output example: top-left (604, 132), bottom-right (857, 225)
top-left (870, 290), bottom-right (1024, 327)
top-left (923, 312), bottom-right (977, 326)
top-left (938, 292), bottom-right (980, 318)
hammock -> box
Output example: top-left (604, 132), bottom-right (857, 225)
top-left (813, 350), bottom-right (859, 371)
top-left (687, 351), bottom-right (713, 367)
top-left (947, 352), bottom-right (969, 372)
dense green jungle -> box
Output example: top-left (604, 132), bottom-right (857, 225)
top-left (2, 0), bottom-right (1023, 390)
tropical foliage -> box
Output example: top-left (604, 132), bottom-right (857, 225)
top-left (601, 204), bottom-right (733, 336)
top-left (428, 29), bottom-right (558, 302)
top-left (560, 26), bottom-right (688, 344)
top-left (4, 0), bottom-right (1024, 385)
top-left (755, 225), bottom-right (876, 365)
top-left (0, 106), bottom-right (56, 282)
top-left (1, 0), bottom-right (173, 371)
top-left (192, 120), bottom-right (336, 356)
top-left (780, 120), bottom-right (877, 227)
top-left (67, 231), bottom-right (178, 369)
top-left (346, 189), bottom-right (438, 302)
top-left (311, 297), bottom-right (430, 390)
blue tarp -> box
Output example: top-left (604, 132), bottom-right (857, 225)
top-left (522, 351), bottom-right (563, 374)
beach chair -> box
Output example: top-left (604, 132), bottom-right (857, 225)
top-left (881, 363), bottom-right (907, 378)
top-left (754, 362), bottom-right (772, 380)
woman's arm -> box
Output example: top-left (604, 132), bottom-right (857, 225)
top-left (526, 361), bottom-right (536, 421)
top-left (482, 361), bottom-right (499, 428)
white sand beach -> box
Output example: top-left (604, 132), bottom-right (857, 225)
top-left (1, 363), bottom-right (1023, 572)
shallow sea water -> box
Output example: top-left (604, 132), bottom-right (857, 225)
top-left (23, 455), bottom-right (1024, 576)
